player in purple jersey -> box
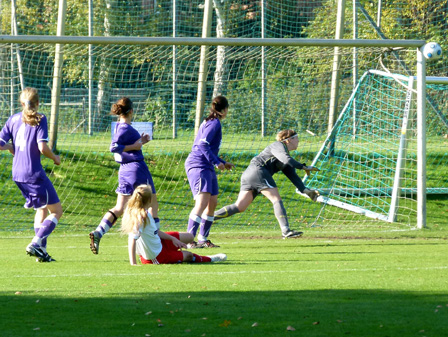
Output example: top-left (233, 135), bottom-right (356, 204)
top-left (185, 96), bottom-right (234, 248)
top-left (89, 97), bottom-right (159, 254)
top-left (214, 129), bottom-right (320, 238)
top-left (0, 87), bottom-right (62, 262)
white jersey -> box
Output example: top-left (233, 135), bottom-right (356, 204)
top-left (129, 212), bottom-right (162, 261)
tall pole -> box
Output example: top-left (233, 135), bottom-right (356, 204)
top-left (328, 0), bottom-right (346, 134)
top-left (10, 0), bottom-right (14, 117)
top-left (261, 0), bottom-right (266, 137)
top-left (49, 0), bottom-right (67, 150)
top-left (416, 47), bottom-right (426, 229)
top-left (172, 0), bottom-right (177, 139)
top-left (194, 0), bottom-right (213, 136)
top-left (376, 0), bottom-right (382, 28)
top-left (11, 0), bottom-right (24, 91)
top-left (352, 0), bottom-right (358, 136)
top-left (88, 0), bottom-right (93, 135)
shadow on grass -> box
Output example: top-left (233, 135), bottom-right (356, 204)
top-left (1, 289), bottom-right (446, 337)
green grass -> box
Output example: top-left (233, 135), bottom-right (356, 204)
top-left (1, 230), bottom-right (447, 336)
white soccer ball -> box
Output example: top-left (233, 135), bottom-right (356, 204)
top-left (422, 42), bottom-right (442, 61)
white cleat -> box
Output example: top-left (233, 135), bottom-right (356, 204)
top-left (208, 253), bottom-right (227, 263)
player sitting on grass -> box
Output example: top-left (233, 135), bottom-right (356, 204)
top-left (121, 184), bottom-right (227, 265)
top-left (214, 129), bottom-right (319, 239)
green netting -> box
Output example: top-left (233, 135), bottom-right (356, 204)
top-left (0, 0), bottom-right (447, 232)
top-left (307, 70), bottom-right (448, 228)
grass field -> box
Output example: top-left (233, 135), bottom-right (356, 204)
top-left (1, 226), bottom-right (447, 337)
top-left (1, 130), bottom-right (447, 336)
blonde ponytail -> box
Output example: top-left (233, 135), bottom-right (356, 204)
top-left (20, 87), bottom-right (41, 127)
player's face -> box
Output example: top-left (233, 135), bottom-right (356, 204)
top-left (288, 135), bottom-right (299, 150)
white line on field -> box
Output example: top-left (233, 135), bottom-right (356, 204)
top-left (3, 265), bottom-right (447, 279)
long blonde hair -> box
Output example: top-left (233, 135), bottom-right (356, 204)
top-left (121, 185), bottom-right (153, 234)
top-left (20, 87), bottom-right (42, 127)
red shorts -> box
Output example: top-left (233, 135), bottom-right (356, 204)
top-left (139, 231), bottom-right (184, 264)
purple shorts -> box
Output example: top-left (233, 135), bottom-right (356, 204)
top-left (186, 167), bottom-right (219, 198)
top-left (15, 177), bottom-right (60, 209)
top-left (116, 161), bottom-right (156, 195)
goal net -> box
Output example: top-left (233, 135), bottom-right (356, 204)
top-left (1, 39), bottom-right (441, 233)
top-left (300, 69), bottom-right (448, 229)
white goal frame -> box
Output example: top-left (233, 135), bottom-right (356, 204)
top-left (0, 35), bottom-right (429, 227)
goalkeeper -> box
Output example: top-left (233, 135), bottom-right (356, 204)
top-left (214, 129), bottom-right (319, 238)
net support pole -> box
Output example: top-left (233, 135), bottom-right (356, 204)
top-left (416, 47), bottom-right (427, 229)
top-left (194, 0), bottom-right (213, 136)
top-left (352, 0), bottom-right (358, 137)
top-left (11, 0), bottom-right (24, 91)
top-left (49, 0), bottom-right (67, 150)
top-left (10, 1), bottom-right (15, 117)
top-left (88, 0), bottom-right (93, 135)
top-left (328, 0), bottom-right (346, 153)
top-left (387, 76), bottom-right (414, 222)
top-left (261, 0), bottom-right (266, 137)
top-left (172, 0), bottom-right (177, 139)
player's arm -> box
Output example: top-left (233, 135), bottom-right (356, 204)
top-left (158, 230), bottom-right (187, 249)
top-left (0, 141), bottom-right (13, 154)
top-left (128, 235), bottom-right (138, 266)
top-left (282, 166), bottom-right (306, 193)
top-left (1, 123), bottom-right (14, 155)
top-left (38, 142), bottom-right (61, 165)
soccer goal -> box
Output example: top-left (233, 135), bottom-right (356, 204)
top-left (0, 33), bottom-right (438, 231)
top-left (299, 68), bottom-right (448, 228)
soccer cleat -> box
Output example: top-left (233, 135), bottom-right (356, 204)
top-left (304, 189), bottom-right (319, 202)
top-left (39, 253), bottom-right (56, 263)
top-left (207, 253), bottom-right (227, 263)
top-left (186, 241), bottom-right (204, 249)
top-left (197, 240), bottom-right (220, 248)
top-left (26, 243), bottom-right (46, 260)
top-left (282, 229), bottom-right (304, 239)
top-left (89, 231), bottom-right (101, 254)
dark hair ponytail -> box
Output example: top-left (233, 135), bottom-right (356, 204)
top-left (110, 97), bottom-right (133, 117)
top-left (205, 95), bottom-right (229, 121)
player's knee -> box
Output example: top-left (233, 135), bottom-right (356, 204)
top-left (184, 232), bottom-right (195, 243)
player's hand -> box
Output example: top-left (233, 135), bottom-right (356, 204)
top-left (132, 138), bottom-right (143, 150)
top-left (172, 238), bottom-right (187, 249)
top-left (7, 144), bottom-right (15, 156)
top-left (216, 162), bottom-right (226, 171)
top-left (141, 133), bottom-right (150, 145)
top-left (304, 166), bottom-right (319, 175)
top-left (224, 162), bottom-right (235, 170)
top-left (53, 155), bottom-right (61, 166)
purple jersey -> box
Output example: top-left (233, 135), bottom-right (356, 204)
top-left (0, 112), bottom-right (49, 183)
top-left (110, 122), bottom-right (144, 164)
top-left (185, 118), bottom-right (225, 170)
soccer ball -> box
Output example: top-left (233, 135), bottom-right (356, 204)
top-left (422, 42), bottom-right (442, 61)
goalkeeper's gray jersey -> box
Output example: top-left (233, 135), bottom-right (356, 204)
top-left (244, 141), bottom-right (307, 193)
top-left (250, 141), bottom-right (306, 175)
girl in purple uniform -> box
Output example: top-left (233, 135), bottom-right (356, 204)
top-left (184, 96), bottom-right (234, 248)
top-left (89, 97), bottom-right (159, 254)
top-left (0, 87), bottom-right (62, 262)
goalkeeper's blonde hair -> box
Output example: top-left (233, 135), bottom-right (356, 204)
top-left (121, 185), bottom-right (153, 234)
